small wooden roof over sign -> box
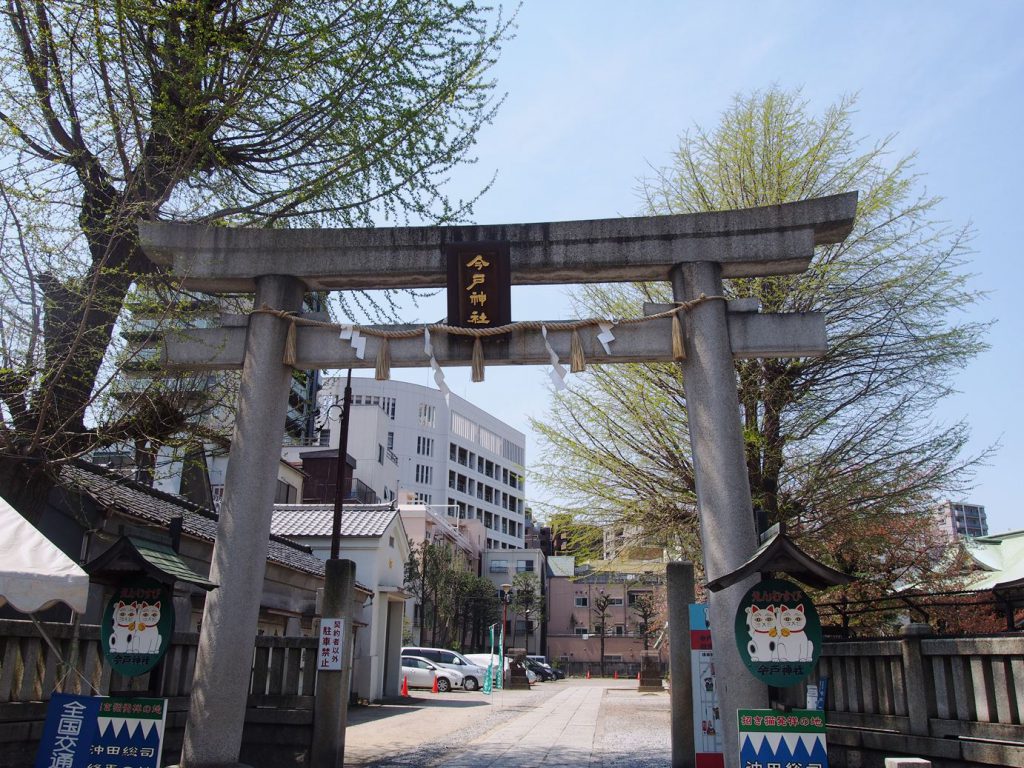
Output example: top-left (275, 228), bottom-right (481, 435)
top-left (704, 523), bottom-right (852, 593)
top-left (85, 536), bottom-right (217, 591)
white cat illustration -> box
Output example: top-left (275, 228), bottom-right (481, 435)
top-left (132, 601), bottom-right (163, 654)
top-left (745, 604), bottom-right (777, 662)
top-left (109, 601), bottom-right (137, 653)
top-left (776, 604), bottom-right (814, 662)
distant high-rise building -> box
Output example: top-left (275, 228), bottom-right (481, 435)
top-left (318, 376), bottom-right (528, 549)
top-left (936, 500), bottom-right (989, 538)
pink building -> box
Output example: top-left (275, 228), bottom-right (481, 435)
top-left (546, 556), bottom-right (667, 674)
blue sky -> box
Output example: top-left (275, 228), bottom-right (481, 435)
top-left (373, 2), bottom-right (1023, 534)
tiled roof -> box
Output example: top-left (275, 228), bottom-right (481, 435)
top-left (963, 529), bottom-right (1024, 590)
top-left (271, 503), bottom-right (398, 539)
top-left (62, 462), bottom-right (326, 577)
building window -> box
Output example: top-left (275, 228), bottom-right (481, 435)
top-left (416, 436), bottom-right (434, 456)
top-left (490, 560), bottom-right (508, 573)
top-left (479, 427), bottom-right (502, 454)
top-left (413, 492), bottom-right (432, 505)
top-left (387, 431), bottom-right (394, 450)
top-left (418, 403), bottom-right (436, 428)
top-left (451, 411), bottom-right (476, 441)
top-left (516, 560), bottom-right (534, 573)
top-left (415, 464), bottom-right (433, 484)
top-left (502, 438), bottom-right (524, 465)
top-left (607, 597), bottom-right (623, 607)
top-left (574, 596), bottom-right (588, 608)
top-left (574, 627), bottom-right (589, 636)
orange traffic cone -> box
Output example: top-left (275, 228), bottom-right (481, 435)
top-left (431, 674), bottom-right (439, 693)
top-left (586, 669), bottom-right (591, 679)
top-left (401, 676), bottom-right (409, 697)
top-left (614, 671), bottom-right (618, 680)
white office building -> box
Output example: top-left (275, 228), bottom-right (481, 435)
top-left (321, 376), bottom-right (528, 549)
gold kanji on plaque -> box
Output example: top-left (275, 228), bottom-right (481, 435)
top-left (446, 242), bottom-right (510, 329)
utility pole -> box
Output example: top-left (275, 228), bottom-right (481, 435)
top-left (313, 368), bottom-right (356, 767)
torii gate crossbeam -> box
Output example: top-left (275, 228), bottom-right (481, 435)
top-left (139, 192), bottom-right (858, 768)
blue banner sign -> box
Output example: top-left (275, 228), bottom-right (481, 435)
top-left (35, 693), bottom-right (167, 768)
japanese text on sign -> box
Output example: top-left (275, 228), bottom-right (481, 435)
top-left (318, 618), bottom-right (345, 671)
top-left (445, 242), bottom-right (511, 329)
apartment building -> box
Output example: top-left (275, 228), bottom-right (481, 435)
top-left (936, 500), bottom-right (989, 538)
top-left (320, 376), bottom-right (527, 549)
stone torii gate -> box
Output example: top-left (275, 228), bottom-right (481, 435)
top-left (139, 191), bottom-right (857, 767)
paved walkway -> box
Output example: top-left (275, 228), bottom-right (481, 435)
top-left (344, 678), bottom-right (671, 767)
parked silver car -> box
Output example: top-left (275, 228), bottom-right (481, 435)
top-left (401, 646), bottom-right (488, 691)
top-left (400, 654), bottom-right (465, 692)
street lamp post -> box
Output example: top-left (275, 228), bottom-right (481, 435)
top-left (329, 369), bottom-right (353, 561)
top-left (500, 583), bottom-right (513, 650)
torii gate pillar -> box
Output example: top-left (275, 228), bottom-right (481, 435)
top-left (180, 275), bottom-right (304, 768)
top-left (673, 261), bottom-right (768, 752)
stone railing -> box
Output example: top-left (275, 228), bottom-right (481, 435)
top-left (794, 626), bottom-right (1024, 767)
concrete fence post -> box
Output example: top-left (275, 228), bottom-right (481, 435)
top-left (311, 558), bottom-right (357, 768)
top-left (668, 561), bottom-right (696, 768)
top-left (900, 623), bottom-right (933, 737)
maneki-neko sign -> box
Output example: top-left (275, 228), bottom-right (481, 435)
top-left (735, 578), bottom-right (822, 687)
top-left (100, 577), bottom-right (174, 676)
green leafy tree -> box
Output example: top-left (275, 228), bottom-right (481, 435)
top-left (451, 570), bottom-right (501, 651)
top-left (549, 512), bottom-right (604, 561)
top-left (0, 0), bottom-right (513, 519)
top-left (404, 541), bottom-right (497, 647)
top-left (533, 89), bottom-right (990, 618)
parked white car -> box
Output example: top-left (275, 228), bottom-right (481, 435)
top-left (400, 655), bottom-right (465, 692)
top-left (401, 646), bottom-right (489, 691)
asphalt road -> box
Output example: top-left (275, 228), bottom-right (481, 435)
top-left (343, 677), bottom-right (671, 767)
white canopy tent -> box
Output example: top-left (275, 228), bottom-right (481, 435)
top-left (0, 493), bottom-right (89, 614)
